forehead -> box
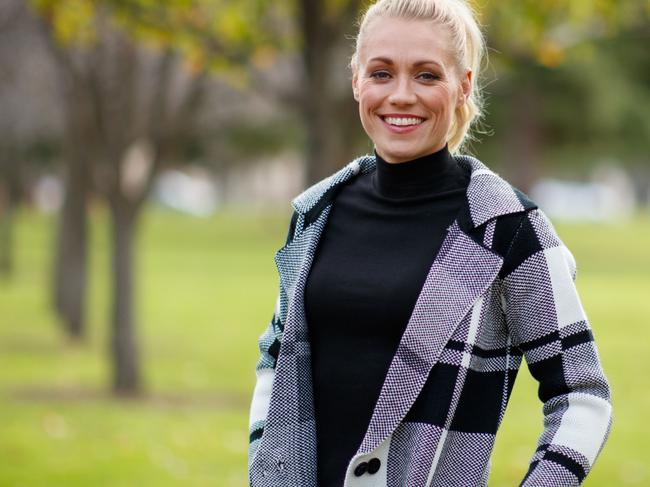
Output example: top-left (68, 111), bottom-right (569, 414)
top-left (359, 16), bottom-right (454, 67)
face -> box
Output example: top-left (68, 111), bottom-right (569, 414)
top-left (352, 17), bottom-right (472, 163)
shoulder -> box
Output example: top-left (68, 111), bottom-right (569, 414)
top-left (461, 159), bottom-right (576, 280)
top-left (451, 155), bottom-right (566, 274)
top-left (497, 207), bottom-right (575, 279)
top-left (454, 155), bottom-right (537, 226)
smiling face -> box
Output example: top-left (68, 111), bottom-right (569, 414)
top-left (352, 16), bottom-right (471, 163)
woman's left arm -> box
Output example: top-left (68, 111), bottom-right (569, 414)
top-left (500, 208), bottom-right (613, 487)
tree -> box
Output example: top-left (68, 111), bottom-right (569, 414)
top-left (298, 0), bottom-right (365, 183)
top-left (474, 0), bottom-right (650, 189)
top-left (29, 0), bottom-right (278, 394)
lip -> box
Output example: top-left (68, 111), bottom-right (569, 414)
top-left (380, 113), bottom-right (427, 119)
top-left (378, 114), bottom-right (425, 134)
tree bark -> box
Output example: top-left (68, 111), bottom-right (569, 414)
top-left (52, 72), bottom-right (94, 340)
top-left (53, 158), bottom-right (88, 339)
top-left (0, 191), bottom-right (15, 279)
top-left (109, 198), bottom-right (141, 395)
top-left (0, 150), bottom-right (20, 280)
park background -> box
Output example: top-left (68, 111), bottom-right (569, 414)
top-left (0, 0), bottom-right (649, 485)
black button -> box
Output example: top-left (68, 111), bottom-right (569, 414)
top-left (354, 461), bottom-right (368, 476)
top-left (367, 458), bottom-right (381, 474)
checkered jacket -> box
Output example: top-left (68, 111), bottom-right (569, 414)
top-left (248, 154), bottom-right (612, 487)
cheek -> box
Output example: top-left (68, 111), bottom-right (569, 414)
top-left (361, 94), bottom-right (380, 109)
top-left (428, 92), bottom-right (455, 117)
top-left (358, 81), bottom-right (383, 108)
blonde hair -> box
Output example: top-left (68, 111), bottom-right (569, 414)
top-left (350, 0), bottom-right (487, 154)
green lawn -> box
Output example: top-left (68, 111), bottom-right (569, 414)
top-left (0, 206), bottom-right (648, 486)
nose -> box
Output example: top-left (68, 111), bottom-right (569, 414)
top-left (388, 76), bottom-right (417, 105)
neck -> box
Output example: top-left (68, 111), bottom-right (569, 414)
top-left (372, 144), bottom-right (462, 199)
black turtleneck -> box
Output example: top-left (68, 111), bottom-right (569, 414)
top-left (304, 144), bottom-right (471, 486)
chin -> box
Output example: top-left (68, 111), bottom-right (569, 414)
top-left (378, 146), bottom-right (425, 163)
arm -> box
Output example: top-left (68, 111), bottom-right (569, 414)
top-left (248, 292), bottom-right (284, 466)
top-left (501, 208), bottom-right (613, 486)
top-left (247, 211), bottom-right (298, 468)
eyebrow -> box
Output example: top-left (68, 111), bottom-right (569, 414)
top-left (367, 56), bottom-right (444, 69)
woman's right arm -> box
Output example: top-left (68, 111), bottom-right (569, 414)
top-left (248, 292), bottom-right (284, 465)
top-left (247, 211), bottom-right (298, 467)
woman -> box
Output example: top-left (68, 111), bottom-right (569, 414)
top-left (248, 0), bottom-right (612, 485)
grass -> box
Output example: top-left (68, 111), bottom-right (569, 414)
top-left (0, 206), bottom-right (648, 486)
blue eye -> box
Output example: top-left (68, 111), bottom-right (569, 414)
top-left (370, 71), bottom-right (391, 79)
top-left (418, 72), bottom-right (440, 81)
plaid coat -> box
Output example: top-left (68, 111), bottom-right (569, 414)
top-left (248, 154), bottom-right (612, 487)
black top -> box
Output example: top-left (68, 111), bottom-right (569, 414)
top-left (304, 144), bottom-right (471, 486)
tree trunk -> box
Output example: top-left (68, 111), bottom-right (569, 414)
top-left (53, 158), bottom-right (88, 340)
top-left (0, 194), bottom-right (15, 279)
top-left (53, 73), bottom-right (94, 340)
top-left (0, 147), bottom-right (21, 280)
top-left (109, 200), bottom-right (142, 396)
top-left (299, 0), bottom-right (363, 185)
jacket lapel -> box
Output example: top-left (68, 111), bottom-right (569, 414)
top-left (272, 207), bottom-right (332, 376)
top-left (274, 221), bottom-right (318, 313)
top-left (273, 156), bottom-right (370, 330)
top-left (357, 221), bottom-right (503, 454)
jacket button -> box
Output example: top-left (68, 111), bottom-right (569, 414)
top-left (354, 461), bottom-right (368, 476)
top-left (367, 458), bottom-right (381, 474)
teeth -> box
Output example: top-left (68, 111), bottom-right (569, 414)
top-left (383, 116), bottom-right (424, 126)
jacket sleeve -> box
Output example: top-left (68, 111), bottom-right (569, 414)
top-left (247, 211), bottom-right (298, 469)
top-left (500, 208), bottom-right (613, 486)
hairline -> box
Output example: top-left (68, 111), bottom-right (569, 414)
top-left (351, 15), bottom-right (464, 76)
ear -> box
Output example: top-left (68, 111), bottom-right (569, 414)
top-left (352, 70), bottom-right (360, 102)
top-left (456, 68), bottom-right (472, 108)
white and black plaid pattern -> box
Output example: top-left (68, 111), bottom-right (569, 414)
top-left (248, 154), bottom-right (612, 487)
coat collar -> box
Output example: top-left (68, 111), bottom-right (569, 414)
top-left (290, 154), bottom-right (535, 231)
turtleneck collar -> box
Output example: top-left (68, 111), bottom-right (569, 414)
top-left (372, 144), bottom-right (464, 199)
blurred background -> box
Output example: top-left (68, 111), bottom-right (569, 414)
top-left (0, 0), bottom-right (648, 485)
